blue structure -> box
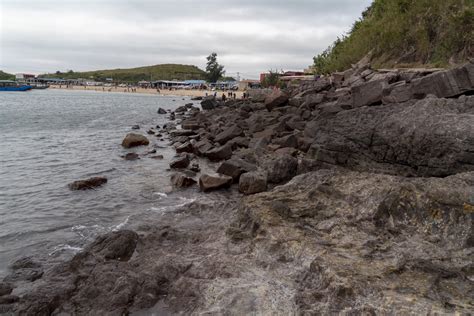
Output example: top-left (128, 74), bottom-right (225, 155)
top-left (0, 80), bottom-right (32, 91)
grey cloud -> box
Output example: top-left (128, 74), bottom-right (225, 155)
top-left (0, 0), bottom-right (372, 77)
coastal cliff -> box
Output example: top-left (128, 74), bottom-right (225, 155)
top-left (2, 59), bottom-right (474, 314)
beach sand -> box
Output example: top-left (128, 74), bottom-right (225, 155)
top-left (49, 85), bottom-right (244, 98)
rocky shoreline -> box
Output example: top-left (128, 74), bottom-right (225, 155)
top-left (1, 58), bottom-right (473, 314)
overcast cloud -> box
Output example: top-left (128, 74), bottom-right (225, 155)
top-left (0, 0), bottom-right (372, 78)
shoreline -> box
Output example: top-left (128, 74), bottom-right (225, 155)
top-left (49, 85), bottom-right (244, 98)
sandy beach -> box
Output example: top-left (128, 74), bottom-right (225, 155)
top-left (49, 85), bottom-right (244, 98)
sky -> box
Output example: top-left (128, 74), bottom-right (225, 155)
top-left (0, 0), bottom-right (372, 79)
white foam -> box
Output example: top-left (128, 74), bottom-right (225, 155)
top-left (153, 192), bottom-right (168, 198)
top-left (112, 216), bottom-right (130, 231)
top-left (49, 244), bottom-right (83, 256)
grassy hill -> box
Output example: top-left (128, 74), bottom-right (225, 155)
top-left (313, 0), bottom-right (474, 73)
top-left (41, 64), bottom-right (206, 83)
top-left (0, 71), bottom-right (14, 80)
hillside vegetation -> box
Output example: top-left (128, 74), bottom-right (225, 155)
top-left (41, 64), bottom-right (206, 82)
top-left (0, 70), bottom-right (14, 80)
top-left (314, 0), bottom-right (474, 73)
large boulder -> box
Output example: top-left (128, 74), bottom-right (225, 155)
top-left (82, 230), bottom-right (138, 262)
top-left (265, 90), bottom-right (289, 111)
top-left (239, 171), bottom-right (267, 195)
top-left (217, 158), bottom-right (257, 182)
top-left (215, 125), bottom-right (244, 145)
top-left (68, 177), bottom-right (107, 190)
top-left (201, 97), bottom-right (218, 110)
top-left (263, 154), bottom-right (298, 184)
top-left (121, 133), bottom-right (150, 148)
top-left (199, 174), bottom-right (233, 192)
top-left (204, 144), bottom-right (233, 162)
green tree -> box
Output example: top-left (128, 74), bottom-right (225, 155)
top-left (205, 52), bottom-right (225, 83)
top-left (261, 70), bottom-right (281, 88)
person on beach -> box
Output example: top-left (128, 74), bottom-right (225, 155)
top-left (222, 93), bottom-right (226, 102)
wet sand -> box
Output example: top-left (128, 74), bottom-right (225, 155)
top-left (49, 85), bottom-right (244, 98)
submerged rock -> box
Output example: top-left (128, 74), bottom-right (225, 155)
top-left (171, 173), bottom-right (197, 188)
top-left (157, 107), bottom-right (167, 114)
top-left (68, 177), bottom-right (107, 190)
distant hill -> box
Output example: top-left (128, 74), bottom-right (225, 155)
top-left (0, 71), bottom-right (14, 80)
top-left (41, 64), bottom-right (206, 83)
top-left (313, 0), bottom-right (473, 73)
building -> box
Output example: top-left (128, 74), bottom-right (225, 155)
top-left (238, 79), bottom-right (260, 90)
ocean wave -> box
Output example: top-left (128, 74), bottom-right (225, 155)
top-left (49, 244), bottom-right (83, 256)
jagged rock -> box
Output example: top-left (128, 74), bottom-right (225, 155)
top-left (175, 106), bottom-right (187, 113)
top-left (169, 155), bottom-right (190, 169)
top-left (176, 142), bottom-right (194, 154)
top-left (215, 125), bottom-right (244, 145)
top-left (263, 154), bottom-right (298, 183)
top-left (181, 120), bottom-right (202, 130)
top-left (169, 130), bottom-right (196, 137)
top-left (171, 173), bottom-right (197, 188)
top-left (201, 98), bottom-right (218, 110)
top-left (198, 174), bottom-right (233, 192)
top-left (239, 171), bottom-right (267, 195)
top-left (193, 140), bottom-right (214, 156)
top-left (307, 96), bottom-right (474, 177)
top-left (121, 133), bottom-right (150, 148)
top-left (0, 295), bottom-right (19, 304)
top-left (68, 177), bottom-right (107, 190)
top-left (157, 108), bottom-right (167, 114)
top-left (351, 78), bottom-right (389, 107)
top-left (204, 144), bottom-right (233, 162)
top-left (217, 158), bottom-right (257, 182)
top-left (274, 134), bottom-right (298, 149)
top-left (0, 283), bottom-right (13, 296)
top-left (147, 129), bottom-right (155, 135)
top-left (190, 162), bottom-right (201, 172)
top-left (265, 90), bottom-right (289, 111)
top-left (123, 153), bottom-right (140, 160)
top-left (131, 125), bottom-right (140, 130)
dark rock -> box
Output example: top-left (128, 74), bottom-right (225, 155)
top-left (150, 155), bottom-right (164, 159)
top-left (147, 129), bottom-right (155, 135)
top-left (176, 142), bottom-right (194, 154)
top-left (157, 108), bottom-right (167, 114)
top-left (169, 130), bottom-right (196, 137)
top-left (0, 283), bottom-right (13, 296)
top-left (193, 140), bottom-right (214, 156)
top-left (4, 268), bottom-right (43, 283)
top-left (217, 158), bottom-right (257, 182)
top-left (169, 155), bottom-right (190, 169)
top-left (10, 257), bottom-right (41, 270)
top-left (131, 125), bottom-right (140, 130)
top-left (191, 96), bottom-right (203, 101)
top-left (201, 98), bottom-right (218, 110)
top-left (68, 177), bottom-right (107, 190)
top-left (185, 103), bottom-right (193, 108)
top-left (199, 174), bottom-right (233, 192)
top-left (123, 153), bottom-right (140, 161)
top-left (263, 154), bottom-right (298, 183)
top-left (239, 171), bottom-right (267, 195)
top-left (274, 134), bottom-right (298, 149)
top-left (307, 96), bottom-right (474, 177)
top-left (79, 230), bottom-right (138, 262)
top-left (171, 173), bottom-right (197, 188)
top-left (0, 295), bottom-right (19, 304)
top-left (121, 133), bottom-right (150, 148)
top-left (204, 144), bottom-right (233, 162)
top-left (175, 106), bottom-right (187, 113)
top-left (215, 125), bottom-right (244, 145)
top-left (351, 79), bottom-right (389, 108)
top-left (265, 90), bottom-right (289, 111)
top-left (181, 120), bottom-right (202, 130)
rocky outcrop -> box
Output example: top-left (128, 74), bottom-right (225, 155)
top-left (121, 133), bottom-right (150, 148)
top-left (169, 155), bottom-right (190, 169)
top-left (68, 177), bottom-right (107, 190)
top-left (217, 158), bottom-right (256, 182)
top-left (229, 169), bottom-right (474, 314)
top-left (171, 173), bottom-right (197, 188)
top-left (306, 96), bottom-right (474, 177)
top-left (201, 97), bottom-right (217, 110)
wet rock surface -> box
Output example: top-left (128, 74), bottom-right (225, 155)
top-left (121, 133), bottom-right (150, 148)
top-left (68, 177), bottom-right (108, 190)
